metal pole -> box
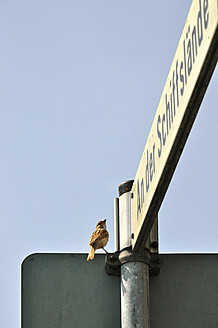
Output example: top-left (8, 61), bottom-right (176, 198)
top-left (119, 188), bottom-right (132, 250)
top-left (121, 262), bottom-right (150, 328)
top-left (118, 180), bottom-right (150, 328)
top-left (114, 197), bottom-right (120, 252)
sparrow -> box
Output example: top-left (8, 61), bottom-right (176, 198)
top-left (87, 219), bottom-right (109, 261)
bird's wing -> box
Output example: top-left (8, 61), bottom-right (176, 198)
top-left (89, 229), bottom-right (109, 247)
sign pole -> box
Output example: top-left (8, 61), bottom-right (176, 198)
top-left (107, 1), bottom-right (217, 326)
top-left (121, 261), bottom-right (150, 328)
top-left (118, 180), bottom-right (150, 328)
top-left (114, 197), bottom-right (120, 252)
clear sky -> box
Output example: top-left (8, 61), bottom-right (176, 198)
top-left (0, 1), bottom-right (217, 327)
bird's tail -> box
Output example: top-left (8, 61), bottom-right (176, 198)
top-left (87, 246), bottom-right (95, 261)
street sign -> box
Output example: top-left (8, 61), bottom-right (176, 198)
top-left (22, 254), bottom-right (121, 328)
top-left (132, 0), bottom-right (218, 250)
top-left (22, 253), bottom-right (218, 327)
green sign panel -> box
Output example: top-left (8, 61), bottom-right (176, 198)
top-left (22, 253), bottom-right (218, 327)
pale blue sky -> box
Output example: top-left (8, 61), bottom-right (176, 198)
top-left (0, 1), bottom-right (217, 327)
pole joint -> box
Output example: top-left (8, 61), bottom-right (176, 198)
top-left (105, 246), bottom-right (161, 276)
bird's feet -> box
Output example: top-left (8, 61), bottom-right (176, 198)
top-left (102, 247), bottom-right (108, 254)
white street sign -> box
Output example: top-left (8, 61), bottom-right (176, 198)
top-left (132, 0), bottom-right (218, 250)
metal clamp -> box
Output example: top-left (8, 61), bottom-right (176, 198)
top-left (105, 247), bottom-right (161, 276)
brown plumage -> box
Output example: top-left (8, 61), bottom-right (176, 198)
top-left (87, 219), bottom-right (109, 261)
